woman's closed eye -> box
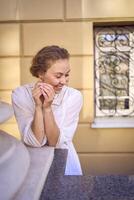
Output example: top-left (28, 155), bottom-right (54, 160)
top-left (65, 73), bottom-right (69, 77)
top-left (55, 71), bottom-right (70, 79)
top-left (56, 74), bottom-right (69, 79)
top-left (56, 75), bottom-right (62, 78)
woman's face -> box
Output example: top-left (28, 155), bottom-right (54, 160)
top-left (40, 59), bottom-right (70, 92)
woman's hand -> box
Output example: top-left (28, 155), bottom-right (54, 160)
top-left (32, 82), bottom-right (44, 107)
top-left (38, 83), bottom-right (55, 109)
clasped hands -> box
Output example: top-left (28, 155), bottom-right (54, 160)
top-left (32, 82), bottom-right (55, 108)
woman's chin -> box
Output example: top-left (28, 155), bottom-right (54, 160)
top-left (54, 87), bottom-right (63, 93)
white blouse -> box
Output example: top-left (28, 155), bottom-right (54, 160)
top-left (12, 83), bottom-right (83, 175)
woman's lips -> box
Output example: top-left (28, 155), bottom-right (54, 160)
top-left (55, 85), bottom-right (63, 90)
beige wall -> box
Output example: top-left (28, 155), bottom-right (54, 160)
top-left (0, 0), bottom-right (134, 174)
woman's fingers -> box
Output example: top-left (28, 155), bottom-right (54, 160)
top-left (32, 84), bottom-right (44, 105)
top-left (33, 82), bottom-right (55, 107)
top-left (32, 87), bottom-right (42, 98)
top-left (38, 82), bottom-right (54, 91)
top-left (39, 83), bottom-right (55, 99)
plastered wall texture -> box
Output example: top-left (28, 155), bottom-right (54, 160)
top-left (0, 0), bottom-right (134, 174)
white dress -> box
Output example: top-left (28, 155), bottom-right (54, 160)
top-left (12, 83), bottom-right (83, 175)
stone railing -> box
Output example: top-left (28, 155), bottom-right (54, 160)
top-left (0, 102), bottom-right (54, 200)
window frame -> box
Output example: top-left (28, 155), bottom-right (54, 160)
top-left (92, 23), bottom-right (134, 128)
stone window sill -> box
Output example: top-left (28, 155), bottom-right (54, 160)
top-left (91, 117), bottom-right (134, 128)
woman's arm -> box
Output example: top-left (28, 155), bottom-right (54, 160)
top-left (31, 84), bottom-right (45, 144)
top-left (40, 83), bottom-right (60, 146)
top-left (31, 105), bottom-right (45, 144)
top-left (12, 84), bottom-right (47, 147)
top-left (43, 107), bottom-right (60, 146)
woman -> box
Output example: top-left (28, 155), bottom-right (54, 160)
top-left (12, 45), bottom-right (83, 175)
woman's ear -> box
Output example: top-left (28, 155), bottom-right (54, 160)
top-left (38, 73), bottom-right (44, 81)
top-left (38, 74), bottom-right (42, 80)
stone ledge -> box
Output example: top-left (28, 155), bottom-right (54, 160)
top-left (0, 130), bottom-right (54, 200)
top-left (0, 130), bottom-right (30, 200)
top-left (14, 146), bottom-right (54, 200)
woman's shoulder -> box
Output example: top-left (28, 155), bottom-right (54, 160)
top-left (64, 86), bottom-right (83, 101)
top-left (12, 83), bottom-right (35, 106)
top-left (63, 86), bottom-right (83, 108)
top-left (12, 83), bottom-right (35, 94)
top-left (12, 83), bottom-right (35, 101)
top-left (65, 86), bottom-right (82, 96)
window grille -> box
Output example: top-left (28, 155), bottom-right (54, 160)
top-left (94, 26), bottom-right (134, 117)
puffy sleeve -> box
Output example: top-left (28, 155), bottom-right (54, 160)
top-left (12, 86), bottom-right (47, 147)
top-left (56, 90), bottom-right (83, 148)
